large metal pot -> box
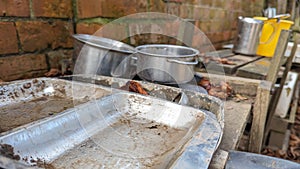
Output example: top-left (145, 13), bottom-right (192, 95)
top-left (73, 34), bottom-right (136, 78)
top-left (233, 17), bottom-right (264, 55)
top-left (135, 44), bottom-right (199, 84)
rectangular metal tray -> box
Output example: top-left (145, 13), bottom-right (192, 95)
top-left (67, 75), bottom-right (224, 130)
top-left (0, 77), bottom-right (224, 169)
top-left (0, 92), bottom-right (221, 169)
top-left (0, 78), bottom-right (111, 134)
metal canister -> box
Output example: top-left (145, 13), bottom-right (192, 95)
top-left (233, 17), bottom-right (264, 55)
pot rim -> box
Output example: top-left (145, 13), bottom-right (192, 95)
top-left (136, 44), bottom-right (199, 58)
top-left (73, 34), bottom-right (136, 54)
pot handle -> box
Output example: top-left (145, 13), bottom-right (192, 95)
top-left (167, 59), bottom-right (198, 65)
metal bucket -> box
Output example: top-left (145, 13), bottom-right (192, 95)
top-left (233, 17), bottom-right (264, 55)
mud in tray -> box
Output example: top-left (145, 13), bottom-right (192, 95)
top-left (64, 75), bottom-right (225, 130)
top-left (0, 78), bottom-right (111, 134)
top-left (0, 92), bottom-right (221, 169)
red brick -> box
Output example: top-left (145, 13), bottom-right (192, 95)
top-left (0, 22), bottom-right (18, 55)
top-left (180, 4), bottom-right (194, 19)
top-left (76, 22), bottom-right (103, 35)
top-left (32, 0), bottom-right (72, 18)
top-left (192, 30), bottom-right (211, 48)
top-left (225, 0), bottom-right (235, 10)
top-left (206, 32), bottom-right (223, 43)
top-left (129, 19), bottom-right (181, 38)
top-left (128, 20), bottom-right (180, 45)
top-left (193, 7), bottom-right (203, 20)
top-left (16, 21), bottom-right (73, 52)
top-left (213, 42), bottom-right (223, 50)
top-left (231, 30), bottom-right (237, 39)
top-left (0, 0), bottom-right (29, 17)
top-left (213, 0), bottom-right (225, 8)
top-left (80, 0), bottom-right (149, 19)
top-left (218, 10), bottom-right (226, 19)
top-left (0, 54), bottom-right (48, 81)
top-left (101, 0), bottom-right (147, 18)
top-left (164, 20), bottom-right (181, 37)
top-left (47, 50), bottom-right (73, 69)
top-left (94, 23), bottom-right (128, 41)
top-left (234, 1), bottom-right (242, 10)
top-left (196, 21), bottom-right (211, 33)
top-left (130, 33), bottom-right (170, 46)
top-left (201, 0), bottom-right (213, 6)
top-left (223, 31), bottom-right (232, 41)
top-left (164, 2), bottom-right (180, 16)
top-left (148, 0), bottom-right (165, 12)
top-left (209, 9), bottom-right (218, 19)
top-left (194, 7), bottom-right (210, 21)
top-left (231, 19), bottom-right (238, 29)
top-left (208, 21), bottom-right (219, 32)
top-left (166, 0), bottom-right (184, 2)
top-left (52, 21), bottom-right (74, 49)
top-left (76, 0), bottom-right (102, 19)
top-left (222, 19), bottom-right (232, 31)
top-left (197, 44), bottom-right (216, 53)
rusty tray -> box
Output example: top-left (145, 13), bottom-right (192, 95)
top-left (0, 77), bottom-right (224, 169)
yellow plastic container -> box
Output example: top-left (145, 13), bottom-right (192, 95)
top-left (254, 17), bottom-right (293, 57)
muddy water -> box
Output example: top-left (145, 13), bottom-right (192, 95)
top-left (0, 96), bottom-right (77, 133)
top-left (49, 118), bottom-right (191, 169)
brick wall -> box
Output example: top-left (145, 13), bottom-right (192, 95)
top-left (0, 0), bottom-right (264, 81)
top-left (0, 0), bottom-right (74, 81)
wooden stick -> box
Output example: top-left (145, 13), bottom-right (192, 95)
top-left (264, 34), bottom-right (299, 143)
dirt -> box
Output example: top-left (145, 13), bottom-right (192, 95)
top-left (120, 80), bottom-right (149, 95)
top-left (198, 77), bottom-right (233, 100)
top-left (261, 100), bottom-right (300, 163)
top-left (32, 158), bottom-right (55, 169)
top-left (49, 117), bottom-right (190, 169)
top-left (0, 144), bottom-right (20, 161)
top-left (0, 96), bottom-right (76, 133)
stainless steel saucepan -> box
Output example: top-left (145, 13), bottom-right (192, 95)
top-left (135, 44), bottom-right (199, 84)
top-left (73, 34), bottom-right (200, 84)
top-left (72, 34), bottom-right (136, 78)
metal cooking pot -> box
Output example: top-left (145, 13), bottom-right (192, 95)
top-left (72, 34), bottom-right (136, 78)
top-left (135, 44), bottom-right (199, 84)
top-left (233, 17), bottom-right (264, 55)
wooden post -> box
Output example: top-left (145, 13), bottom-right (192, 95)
top-left (265, 31), bottom-right (290, 84)
top-left (209, 149), bottom-right (229, 169)
top-left (249, 30), bottom-right (290, 153)
top-left (249, 81), bottom-right (272, 153)
top-left (291, 0), bottom-right (297, 21)
top-left (264, 35), bottom-right (300, 144)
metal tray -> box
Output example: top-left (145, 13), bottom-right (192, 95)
top-left (67, 75), bottom-right (224, 131)
top-left (0, 77), bottom-right (224, 169)
top-left (0, 92), bottom-right (221, 169)
top-left (0, 78), bottom-right (111, 134)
